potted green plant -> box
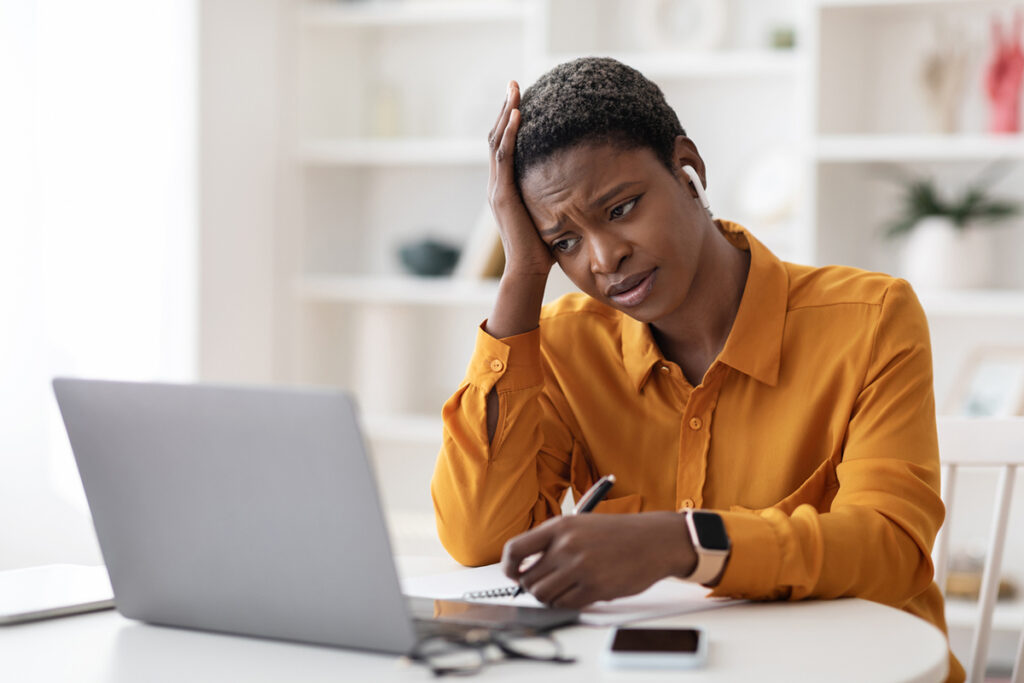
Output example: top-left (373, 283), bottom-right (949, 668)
top-left (884, 165), bottom-right (1019, 289)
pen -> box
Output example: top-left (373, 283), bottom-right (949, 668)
top-left (513, 474), bottom-right (616, 597)
top-left (572, 473), bottom-right (616, 514)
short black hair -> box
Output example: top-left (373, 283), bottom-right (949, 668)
top-left (514, 57), bottom-right (685, 186)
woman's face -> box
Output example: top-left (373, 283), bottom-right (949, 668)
top-left (519, 139), bottom-right (713, 325)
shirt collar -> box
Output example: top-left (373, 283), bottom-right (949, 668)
top-left (621, 314), bottom-right (664, 393)
top-left (621, 220), bottom-right (789, 392)
top-left (715, 221), bottom-right (787, 387)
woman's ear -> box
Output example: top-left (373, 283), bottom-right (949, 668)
top-left (680, 165), bottom-right (712, 210)
top-left (672, 136), bottom-right (711, 212)
top-left (672, 135), bottom-right (707, 190)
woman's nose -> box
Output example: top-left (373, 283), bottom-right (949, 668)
top-left (588, 231), bottom-right (631, 275)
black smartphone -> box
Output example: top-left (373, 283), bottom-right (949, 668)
top-left (603, 626), bottom-right (707, 669)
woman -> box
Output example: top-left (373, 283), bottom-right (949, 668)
top-left (431, 57), bottom-right (963, 681)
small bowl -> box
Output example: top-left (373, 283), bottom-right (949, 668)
top-left (398, 239), bottom-right (460, 277)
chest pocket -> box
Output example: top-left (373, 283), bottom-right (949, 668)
top-left (568, 440), bottom-right (645, 514)
top-left (730, 457), bottom-right (840, 516)
top-left (591, 493), bottom-right (644, 514)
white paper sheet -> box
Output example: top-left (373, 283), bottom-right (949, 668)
top-left (401, 563), bottom-right (742, 626)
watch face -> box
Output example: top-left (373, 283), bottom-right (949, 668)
top-left (692, 512), bottom-right (730, 551)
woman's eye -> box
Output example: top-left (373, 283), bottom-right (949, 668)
top-left (610, 197), bottom-right (638, 220)
top-left (552, 237), bottom-right (581, 253)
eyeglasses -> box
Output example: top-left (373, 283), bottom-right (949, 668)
top-left (406, 627), bottom-right (576, 677)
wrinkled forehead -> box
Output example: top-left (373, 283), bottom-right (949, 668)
top-left (520, 143), bottom-right (639, 207)
top-left (519, 141), bottom-right (668, 215)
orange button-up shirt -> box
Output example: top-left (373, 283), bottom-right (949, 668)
top-left (432, 222), bottom-right (962, 681)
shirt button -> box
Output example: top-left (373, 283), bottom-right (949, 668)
top-left (689, 417), bottom-right (702, 430)
top-left (659, 365), bottom-right (670, 375)
top-left (489, 359), bottom-right (504, 372)
top-left (680, 498), bottom-right (695, 509)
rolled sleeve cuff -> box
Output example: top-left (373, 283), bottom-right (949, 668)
top-left (708, 510), bottom-right (785, 600)
top-left (467, 321), bottom-right (543, 394)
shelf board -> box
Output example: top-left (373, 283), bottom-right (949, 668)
top-left (944, 598), bottom-right (1024, 632)
top-left (815, 135), bottom-right (1024, 163)
top-left (301, 1), bottom-right (526, 28)
top-left (296, 274), bottom-right (500, 306)
top-left (918, 289), bottom-right (1024, 317)
top-left (363, 412), bottom-right (442, 444)
top-left (817, 0), bottom-right (1008, 9)
top-left (297, 277), bottom-right (1024, 316)
top-left (546, 50), bottom-right (803, 80)
top-left (298, 138), bottom-right (488, 166)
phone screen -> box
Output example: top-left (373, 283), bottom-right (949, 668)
top-left (610, 627), bottom-right (701, 653)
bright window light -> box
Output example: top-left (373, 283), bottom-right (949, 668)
top-left (0, 0), bottom-right (196, 552)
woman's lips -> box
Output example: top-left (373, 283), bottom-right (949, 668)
top-left (608, 269), bottom-right (657, 307)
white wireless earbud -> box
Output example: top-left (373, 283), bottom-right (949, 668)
top-left (680, 165), bottom-right (712, 211)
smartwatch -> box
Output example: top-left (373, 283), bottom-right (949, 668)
top-left (683, 510), bottom-right (731, 585)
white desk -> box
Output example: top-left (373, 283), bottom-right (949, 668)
top-left (4, 560), bottom-right (950, 683)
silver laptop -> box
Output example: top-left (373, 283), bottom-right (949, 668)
top-left (52, 378), bottom-right (577, 653)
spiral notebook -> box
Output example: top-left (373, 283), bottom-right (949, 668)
top-left (464, 585), bottom-right (520, 600)
top-left (403, 564), bottom-right (744, 627)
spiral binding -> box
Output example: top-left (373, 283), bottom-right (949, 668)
top-left (463, 585), bottom-right (519, 599)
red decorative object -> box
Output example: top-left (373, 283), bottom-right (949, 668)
top-left (985, 11), bottom-right (1024, 134)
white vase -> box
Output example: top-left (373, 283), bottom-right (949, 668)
top-left (900, 215), bottom-right (994, 290)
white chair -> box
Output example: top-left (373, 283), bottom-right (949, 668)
top-left (934, 417), bottom-right (1024, 683)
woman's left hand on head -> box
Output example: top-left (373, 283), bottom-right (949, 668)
top-left (500, 512), bottom-right (696, 609)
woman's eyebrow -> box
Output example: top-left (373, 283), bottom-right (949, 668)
top-left (589, 181), bottom-right (642, 210)
top-left (539, 222), bottom-right (563, 237)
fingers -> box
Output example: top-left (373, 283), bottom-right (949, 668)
top-left (488, 81), bottom-right (520, 191)
top-left (487, 81), bottom-right (516, 150)
top-left (494, 108), bottom-right (520, 191)
top-left (501, 518), bottom-right (596, 607)
top-left (525, 565), bottom-right (578, 606)
top-left (519, 550), bottom-right (582, 605)
top-left (517, 548), bottom-right (598, 609)
top-left (501, 520), bottom-right (555, 582)
top-left (511, 521), bottom-right (566, 580)
top-left (548, 584), bottom-right (591, 610)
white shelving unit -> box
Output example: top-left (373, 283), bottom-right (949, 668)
top-left (276, 0), bottom-right (1024, 430)
top-left (200, 0), bottom-right (1024, 568)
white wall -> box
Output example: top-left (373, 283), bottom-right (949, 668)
top-left (0, 0), bottom-right (197, 570)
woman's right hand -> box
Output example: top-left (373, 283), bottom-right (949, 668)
top-left (483, 81), bottom-right (552, 435)
top-left (488, 81), bottom-right (554, 279)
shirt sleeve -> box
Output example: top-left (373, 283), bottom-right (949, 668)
top-left (710, 279), bottom-right (945, 606)
top-left (431, 322), bottom-right (575, 566)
